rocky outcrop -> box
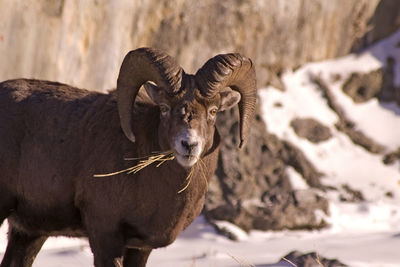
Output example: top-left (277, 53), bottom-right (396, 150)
top-left (0, 0), bottom-right (380, 90)
top-left (342, 69), bottom-right (383, 103)
top-left (204, 105), bottom-right (328, 233)
top-left (311, 75), bottom-right (386, 154)
top-left (290, 118), bottom-right (332, 143)
top-left (340, 56), bottom-right (400, 106)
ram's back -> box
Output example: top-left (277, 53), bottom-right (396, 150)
top-left (0, 79), bottom-right (116, 233)
top-left (0, 79), bottom-right (100, 170)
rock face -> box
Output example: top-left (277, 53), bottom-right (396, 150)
top-left (204, 105), bottom-right (328, 233)
top-left (0, 0), bottom-right (381, 90)
top-left (379, 57), bottom-right (400, 104)
top-left (353, 0), bottom-right (400, 50)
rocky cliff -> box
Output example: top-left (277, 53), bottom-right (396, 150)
top-left (0, 0), bottom-right (386, 90)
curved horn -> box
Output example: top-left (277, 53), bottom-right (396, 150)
top-left (117, 47), bottom-right (183, 142)
top-left (195, 53), bottom-right (257, 148)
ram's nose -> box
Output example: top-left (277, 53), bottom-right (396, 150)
top-left (181, 140), bottom-right (199, 153)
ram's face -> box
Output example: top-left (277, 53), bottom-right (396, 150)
top-left (163, 95), bottom-right (218, 167)
top-left (144, 80), bottom-right (240, 168)
top-left (117, 48), bottom-right (257, 167)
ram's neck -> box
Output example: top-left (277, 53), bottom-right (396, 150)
top-left (132, 104), bottom-right (162, 157)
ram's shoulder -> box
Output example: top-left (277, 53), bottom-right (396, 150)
top-left (0, 79), bottom-right (102, 102)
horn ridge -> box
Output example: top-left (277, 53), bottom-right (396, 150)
top-left (117, 47), bottom-right (183, 142)
top-left (195, 53), bottom-right (257, 148)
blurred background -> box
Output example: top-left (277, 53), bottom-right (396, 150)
top-left (1, 0), bottom-right (400, 266)
top-left (1, 0), bottom-right (398, 91)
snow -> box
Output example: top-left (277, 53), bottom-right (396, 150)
top-left (2, 30), bottom-right (400, 267)
top-left (287, 167), bottom-right (310, 190)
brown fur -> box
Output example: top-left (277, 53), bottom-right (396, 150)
top-left (0, 79), bottom-right (221, 267)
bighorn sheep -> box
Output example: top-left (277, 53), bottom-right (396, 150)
top-left (0, 47), bottom-right (256, 267)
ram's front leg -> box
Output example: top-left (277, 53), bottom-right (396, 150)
top-left (123, 248), bottom-right (152, 267)
top-left (84, 214), bottom-right (125, 267)
top-left (87, 230), bottom-right (125, 267)
top-left (0, 227), bottom-right (47, 267)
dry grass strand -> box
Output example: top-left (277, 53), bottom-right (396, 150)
top-left (94, 150), bottom-right (209, 195)
top-left (283, 257), bottom-right (298, 267)
top-left (228, 253), bottom-right (255, 267)
top-left (177, 167), bottom-right (194, 194)
top-left (198, 158), bottom-right (209, 189)
top-left (177, 158), bottom-right (209, 194)
top-left (93, 150), bottom-right (175, 178)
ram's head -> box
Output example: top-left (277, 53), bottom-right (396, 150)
top-left (117, 48), bottom-right (257, 168)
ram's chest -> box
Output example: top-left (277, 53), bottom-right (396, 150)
top-left (123, 169), bottom-right (208, 248)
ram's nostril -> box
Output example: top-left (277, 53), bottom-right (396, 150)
top-left (181, 140), bottom-right (189, 149)
top-left (181, 140), bottom-right (198, 152)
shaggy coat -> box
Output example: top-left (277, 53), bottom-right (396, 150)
top-left (0, 79), bottom-right (219, 266)
top-left (0, 47), bottom-right (256, 267)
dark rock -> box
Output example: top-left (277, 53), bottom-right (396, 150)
top-left (339, 184), bottom-right (365, 202)
top-left (290, 118), bottom-right (332, 143)
top-left (342, 69), bottom-right (383, 103)
top-left (279, 250), bottom-right (347, 267)
top-left (383, 153), bottom-right (397, 165)
top-left (385, 191), bottom-right (394, 198)
top-left (383, 147), bottom-right (400, 165)
top-left (204, 103), bottom-right (328, 232)
top-left (352, 0), bottom-right (400, 51)
top-left (341, 58), bottom-right (400, 106)
top-left (335, 120), bottom-right (386, 154)
top-left (310, 75), bottom-right (347, 119)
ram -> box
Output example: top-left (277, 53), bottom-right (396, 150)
top-left (0, 47), bottom-right (256, 267)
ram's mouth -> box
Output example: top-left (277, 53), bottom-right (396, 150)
top-left (183, 154), bottom-right (197, 160)
top-left (174, 152), bottom-right (199, 168)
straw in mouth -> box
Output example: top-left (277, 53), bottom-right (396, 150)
top-left (93, 150), bottom-right (175, 178)
top-left (93, 150), bottom-right (208, 194)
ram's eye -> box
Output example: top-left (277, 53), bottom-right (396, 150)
top-left (209, 107), bottom-right (218, 117)
top-left (160, 104), bottom-right (170, 115)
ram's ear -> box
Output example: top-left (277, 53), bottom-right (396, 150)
top-left (143, 82), bottom-right (163, 104)
top-left (219, 88), bottom-right (241, 111)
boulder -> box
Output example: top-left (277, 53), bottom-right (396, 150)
top-left (290, 118), bottom-right (332, 143)
top-left (342, 69), bottom-right (383, 103)
top-left (383, 147), bottom-right (400, 165)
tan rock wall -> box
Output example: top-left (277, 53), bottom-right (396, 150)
top-left (0, 0), bottom-right (381, 91)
